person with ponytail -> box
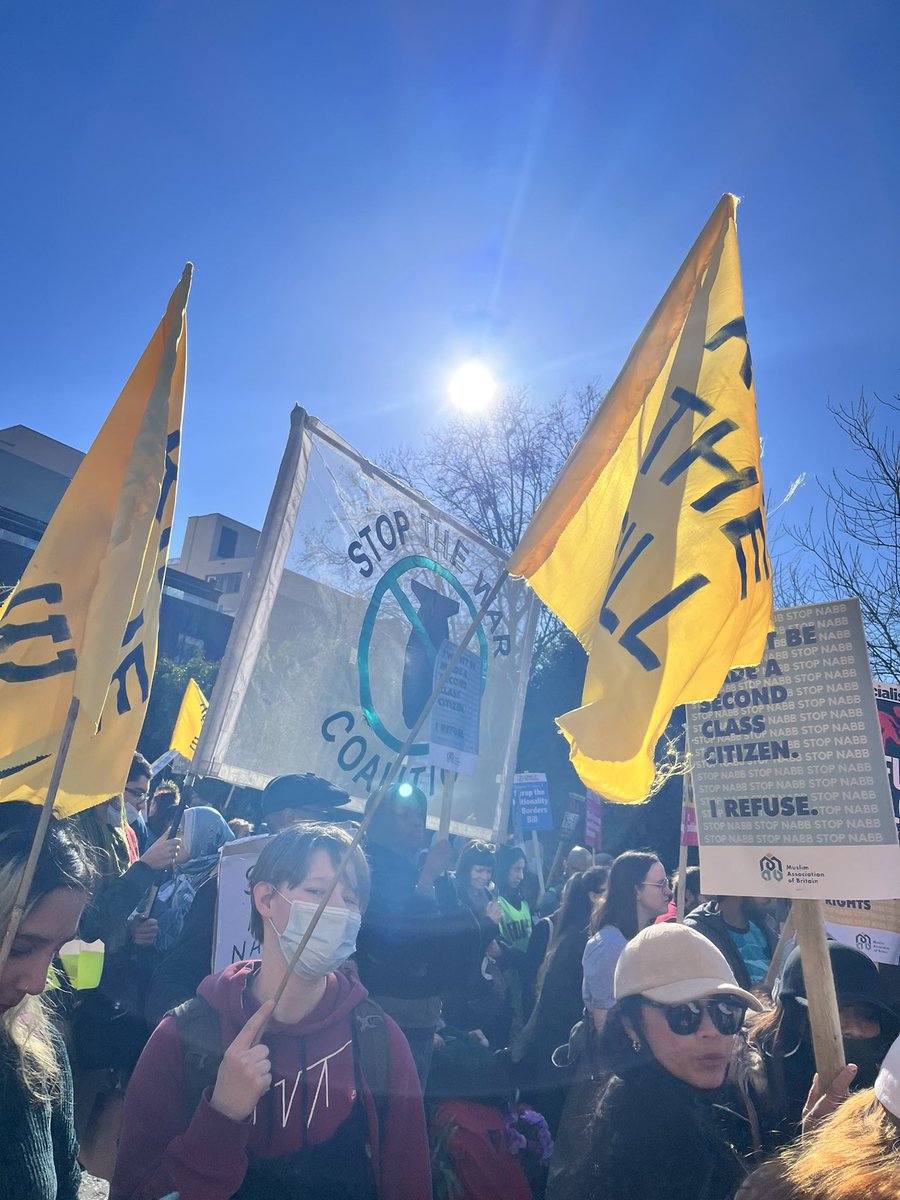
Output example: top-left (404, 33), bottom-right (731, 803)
top-left (0, 802), bottom-right (94, 1199)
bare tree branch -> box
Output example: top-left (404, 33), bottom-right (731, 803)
top-left (779, 389), bottom-right (900, 681)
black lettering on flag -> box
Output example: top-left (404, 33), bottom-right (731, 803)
top-left (155, 431), bottom-right (180, 522)
top-left (110, 643), bottom-right (149, 715)
top-left (619, 573), bottom-right (710, 671)
top-left (704, 317), bottom-right (752, 388)
top-left (600, 516), bottom-right (653, 635)
top-left (720, 509), bottom-right (770, 600)
top-left (640, 388), bottom-right (712, 478)
top-left (0, 583), bottom-right (76, 683)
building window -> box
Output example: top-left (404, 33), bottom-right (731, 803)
top-left (216, 526), bottom-right (238, 559)
top-left (206, 572), bottom-right (242, 595)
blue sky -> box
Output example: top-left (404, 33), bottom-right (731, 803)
top-left (1, 2), bottom-right (897, 550)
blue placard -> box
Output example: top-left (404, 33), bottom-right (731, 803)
top-left (513, 772), bottom-right (553, 830)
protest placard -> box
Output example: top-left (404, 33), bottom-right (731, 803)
top-left (512, 772), bottom-right (553, 831)
top-left (680, 792), bottom-right (699, 847)
top-left (585, 792), bottom-right (603, 849)
top-left (823, 898), bottom-right (900, 965)
top-left (685, 599), bottom-right (900, 899)
top-left (427, 641), bottom-right (482, 775)
top-left (212, 834), bottom-right (265, 972)
top-left (875, 681), bottom-right (900, 836)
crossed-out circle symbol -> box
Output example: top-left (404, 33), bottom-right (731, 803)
top-left (357, 555), bottom-right (489, 755)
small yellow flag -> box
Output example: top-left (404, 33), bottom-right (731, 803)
top-left (509, 196), bottom-right (772, 803)
top-left (170, 677), bottom-right (209, 762)
top-left (0, 266), bottom-right (192, 815)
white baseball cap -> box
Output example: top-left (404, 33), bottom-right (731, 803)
top-left (874, 1031), bottom-right (900, 1119)
top-left (615, 923), bottom-right (763, 1009)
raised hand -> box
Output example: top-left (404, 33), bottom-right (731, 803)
top-left (140, 826), bottom-right (182, 871)
top-left (209, 1000), bottom-right (277, 1123)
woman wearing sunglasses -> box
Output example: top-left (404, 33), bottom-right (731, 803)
top-left (587, 922), bottom-right (762, 1200)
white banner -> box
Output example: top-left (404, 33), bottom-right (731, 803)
top-left (686, 599), bottom-right (900, 899)
top-left (203, 419), bottom-right (537, 840)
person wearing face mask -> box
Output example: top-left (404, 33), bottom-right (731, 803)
top-left (745, 939), bottom-right (900, 1151)
top-left (110, 822), bottom-right (430, 1200)
top-left (586, 923), bottom-right (763, 1200)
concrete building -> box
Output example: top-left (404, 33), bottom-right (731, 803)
top-left (174, 513), bottom-right (260, 615)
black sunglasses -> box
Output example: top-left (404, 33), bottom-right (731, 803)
top-left (642, 996), bottom-right (747, 1036)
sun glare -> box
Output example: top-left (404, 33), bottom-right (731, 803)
top-left (448, 361), bottom-right (496, 413)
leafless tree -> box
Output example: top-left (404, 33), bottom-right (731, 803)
top-left (781, 390), bottom-right (899, 681)
top-left (384, 384), bottom-right (602, 667)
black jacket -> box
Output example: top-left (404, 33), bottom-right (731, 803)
top-left (588, 1064), bottom-right (748, 1200)
top-left (684, 902), bottom-right (776, 991)
top-left (356, 841), bottom-right (480, 1001)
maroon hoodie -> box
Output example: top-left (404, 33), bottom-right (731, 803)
top-left (110, 962), bottom-right (431, 1200)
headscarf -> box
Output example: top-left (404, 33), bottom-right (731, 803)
top-left (152, 806), bottom-right (233, 953)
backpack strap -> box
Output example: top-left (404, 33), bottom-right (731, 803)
top-left (171, 995), bottom-right (224, 1118)
top-left (352, 997), bottom-right (391, 1133)
top-left (172, 993), bottom-right (392, 1137)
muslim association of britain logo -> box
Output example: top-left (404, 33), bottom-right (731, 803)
top-left (855, 932), bottom-right (873, 952)
top-left (759, 853), bottom-right (783, 882)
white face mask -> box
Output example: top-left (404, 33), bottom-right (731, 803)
top-left (269, 894), bottom-right (361, 981)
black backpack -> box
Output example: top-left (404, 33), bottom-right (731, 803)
top-left (171, 995), bottom-right (391, 1131)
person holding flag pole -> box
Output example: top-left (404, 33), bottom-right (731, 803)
top-left (0, 264), bottom-right (192, 983)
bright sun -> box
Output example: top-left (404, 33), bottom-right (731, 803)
top-left (448, 361), bottom-right (496, 413)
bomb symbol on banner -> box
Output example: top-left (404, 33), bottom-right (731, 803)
top-left (401, 581), bottom-right (460, 728)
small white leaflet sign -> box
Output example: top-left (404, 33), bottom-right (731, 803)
top-left (686, 599), bottom-right (900, 900)
top-left (427, 640), bottom-right (482, 775)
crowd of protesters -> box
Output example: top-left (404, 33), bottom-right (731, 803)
top-left (1, 763), bottom-right (899, 1200)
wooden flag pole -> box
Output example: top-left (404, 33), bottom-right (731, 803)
top-left (676, 774), bottom-right (693, 922)
top-left (532, 831), bottom-right (546, 899)
top-left (256, 570), bottom-right (510, 1039)
top-left (0, 696), bottom-right (80, 979)
top-left (544, 838), bottom-right (567, 894)
top-left (791, 899), bottom-right (845, 1086)
top-left (438, 770), bottom-right (456, 842)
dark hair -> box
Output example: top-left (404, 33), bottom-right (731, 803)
top-left (129, 751), bottom-right (152, 782)
top-left (456, 840), bottom-right (495, 887)
top-left (495, 844), bottom-right (526, 896)
top-left (537, 867), bottom-right (608, 993)
top-left (246, 822), bottom-right (370, 941)
top-left (590, 850), bottom-right (660, 940)
top-left (681, 865), bottom-right (702, 903)
top-left (599, 995), bottom-right (656, 1076)
top-left (0, 803), bottom-right (95, 1100)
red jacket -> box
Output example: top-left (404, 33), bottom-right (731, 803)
top-left (110, 962), bottom-right (431, 1200)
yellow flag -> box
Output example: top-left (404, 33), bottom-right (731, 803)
top-left (508, 196), bottom-right (772, 802)
top-left (0, 266), bottom-right (192, 814)
top-left (170, 677), bottom-right (209, 761)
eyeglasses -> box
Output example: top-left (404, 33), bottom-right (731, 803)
top-left (125, 786), bottom-right (149, 801)
top-left (639, 879), bottom-right (672, 892)
top-left (642, 997), bottom-right (747, 1036)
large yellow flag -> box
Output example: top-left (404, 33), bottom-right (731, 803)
top-left (170, 677), bottom-right (209, 761)
top-left (508, 196), bottom-right (772, 802)
top-left (0, 266), bottom-right (192, 814)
